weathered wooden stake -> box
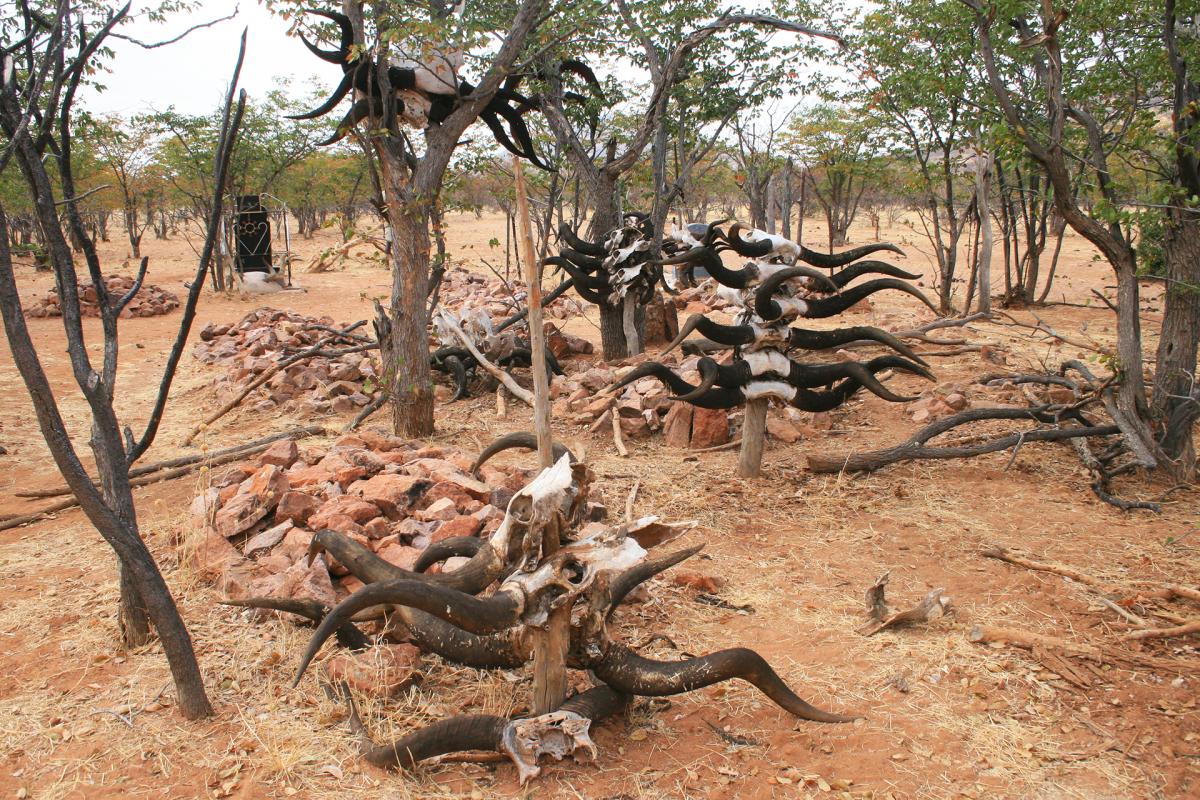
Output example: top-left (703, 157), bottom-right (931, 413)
top-left (738, 399), bottom-right (769, 477)
top-left (514, 156), bottom-right (567, 714)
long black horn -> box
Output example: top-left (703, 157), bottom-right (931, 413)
top-left (607, 545), bottom-right (704, 615)
top-left (414, 537), bottom-right (485, 573)
top-left (787, 325), bottom-right (929, 366)
top-left (591, 645), bottom-right (860, 723)
top-left (557, 223), bottom-right (608, 257)
top-left (717, 223), bottom-right (773, 258)
top-left (299, 33), bottom-right (344, 64)
top-left (560, 247), bottom-right (606, 271)
top-left (288, 71), bottom-right (354, 120)
top-left (802, 278), bottom-right (939, 318)
top-left (754, 267), bottom-right (838, 320)
top-left (295, 580), bottom-right (523, 684)
top-left (470, 431), bottom-right (575, 477)
top-left (221, 597), bottom-right (370, 650)
top-left (828, 260), bottom-right (921, 288)
top-left (661, 313), bottom-right (756, 355)
top-left (798, 242), bottom-right (905, 268)
top-left (670, 357), bottom-right (725, 402)
top-left (302, 8), bottom-right (352, 57)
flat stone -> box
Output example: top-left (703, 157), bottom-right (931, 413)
top-left (244, 520), bottom-right (293, 558)
top-left (352, 473), bottom-right (428, 518)
top-left (259, 439), bottom-right (299, 468)
top-left (321, 644), bottom-right (422, 698)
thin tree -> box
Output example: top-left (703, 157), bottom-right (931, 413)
top-left (0, 2), bottom-right (247, 719)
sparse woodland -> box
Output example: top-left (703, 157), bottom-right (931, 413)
top-left (0, 0), bottom-right (1198, 798)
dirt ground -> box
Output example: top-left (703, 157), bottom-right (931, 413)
top-left (0, 211), bottom-right (1196, 800)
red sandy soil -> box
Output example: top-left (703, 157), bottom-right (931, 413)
top-left (0, 212), bottom-right (1195, 799)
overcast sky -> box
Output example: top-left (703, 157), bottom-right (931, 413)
top-left (79, 1), bottom-right (316, 116)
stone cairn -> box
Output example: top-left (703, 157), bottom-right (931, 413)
top-left (207, 438), bottom-right (860, 782)
top-left (25, 274), bottom-right (179, 318)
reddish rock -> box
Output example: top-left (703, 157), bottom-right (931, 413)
top-left (377, 543), bottom-right (421, 571)
top-left (274, 491), bottom-right (319, 526)
top-left (432, 515), bottom-right (483, 543)
top-left (277, 527), bottom-right (315, 563)
top-left (421, 481), bottom-right (479, 513)
top-left (259, 439), bottom-right (299, 468)
top-left (211, 465), bottom-right (253, 490)
top-left (310, 495), bottom-right (381, 528)
top-left (353, 473), bottom-right (428, 518)
top-left (321, 514), bottom-right (369, 539)
top-left (620, 415), bottom-right (652, 438)
top-left (286, 464), bottom-right (334, 489)
top-left (766, 416), bottom-right (803, 443)
top-left (213, 465), bottom-right (289, 539)
top-left (188, 528), bottom-right (244, 580)
top-left (689, 407), bottom-right (730, 449)
top-left (362, 517), bottom-right (391, 539)
top-left (662, 402), bottom-right (694, 448)
top-left (244, 520), bottom-right (292, 558)
top-left (672, 572), bottom-right (725, 593)
top-left (321, 644), bottom-right (422, 697)
top-left (287, 554), bottom-right (337, 607)
top-left (190, 488), bottom-right (220, 525)
top-left (417, 497), bottom-right (458, 521)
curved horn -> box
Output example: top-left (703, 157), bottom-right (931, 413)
top-left (670, 357), bottom-right (724, 402)
top-left (309, 528), bottom-right (500, 595)
top-left (592, 645), bottom-right (860, 723)
top-left (718, 223), bottom-right (773, 258)
top-left (787, 324), bottom-right (929, 366)
top-left (662, 313), bottom-right (756, 355)
top-left (443, 354), bottom-right (469, 402)
top-left (560, 247), bottom-right (606, 272)
top-left (302, 9), bottom-right (355, 58)
top-left (753, 267), bottom-right (839, 321)
top-left (287, 70), bottom-right (353, 120)
top-left (557, 223), bottom-right (608, 257)
top-left (607, 545), bottom-right (704, 615)
top-left (298, 33), bottom-right (345, 65)
top-left (295, 580), bottom-right (523, 684)
top-left (802, 278), bottom-right (939, 319)
top-left (828, 260), bottom-right (921, 288)
top-left (470, 431), bottom-right (575, 478)
top-left (220, 597), bottom-right (370, 650)
top-left (414, 536), bottom-right (485, 573)
top-left (659, 246), bottom-right (750, 290)
top-left (798, 242), bottom-right (905, 268)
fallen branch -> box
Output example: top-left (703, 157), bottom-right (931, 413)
top-left (1122, 620), bottom-right (1200, 641)
top-left (807, 404), bottom-right (1119, 474)
top-left (611, 410), bottom-right (628, 457)
top-left (437, 311), bottom-right (534, 406)
top-left (344, 394), bottom-right (388, 432)
top-left (1, 425), bottom-right (324, 530)
top-left (17, 426), bottom-right (324, 499)
top-left (966, 625), bottom-right (1190, 673)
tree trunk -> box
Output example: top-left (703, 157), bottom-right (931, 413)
top-left (377, 142), bottom-right (435, 438)
top-left (1152, 210), bottom-right (1200, 479)
top-left (975, 151), bottom-right (993, 314)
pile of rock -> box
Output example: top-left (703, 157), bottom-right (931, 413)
top-left (439, 266), bottom-right (588, 324)
top-left (186, 431), bottom-right (537, 610)
top-left (25, 275), bottom-right (180, 318)
top-left (194, 308), bottom-right (379, 415)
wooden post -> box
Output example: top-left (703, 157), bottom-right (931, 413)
top-left (513, 157), bottom-right (553, 469)
top-left (738, 399), bottom-right (769, 478)
top-left (514, 156), bottom-right (567, 715)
